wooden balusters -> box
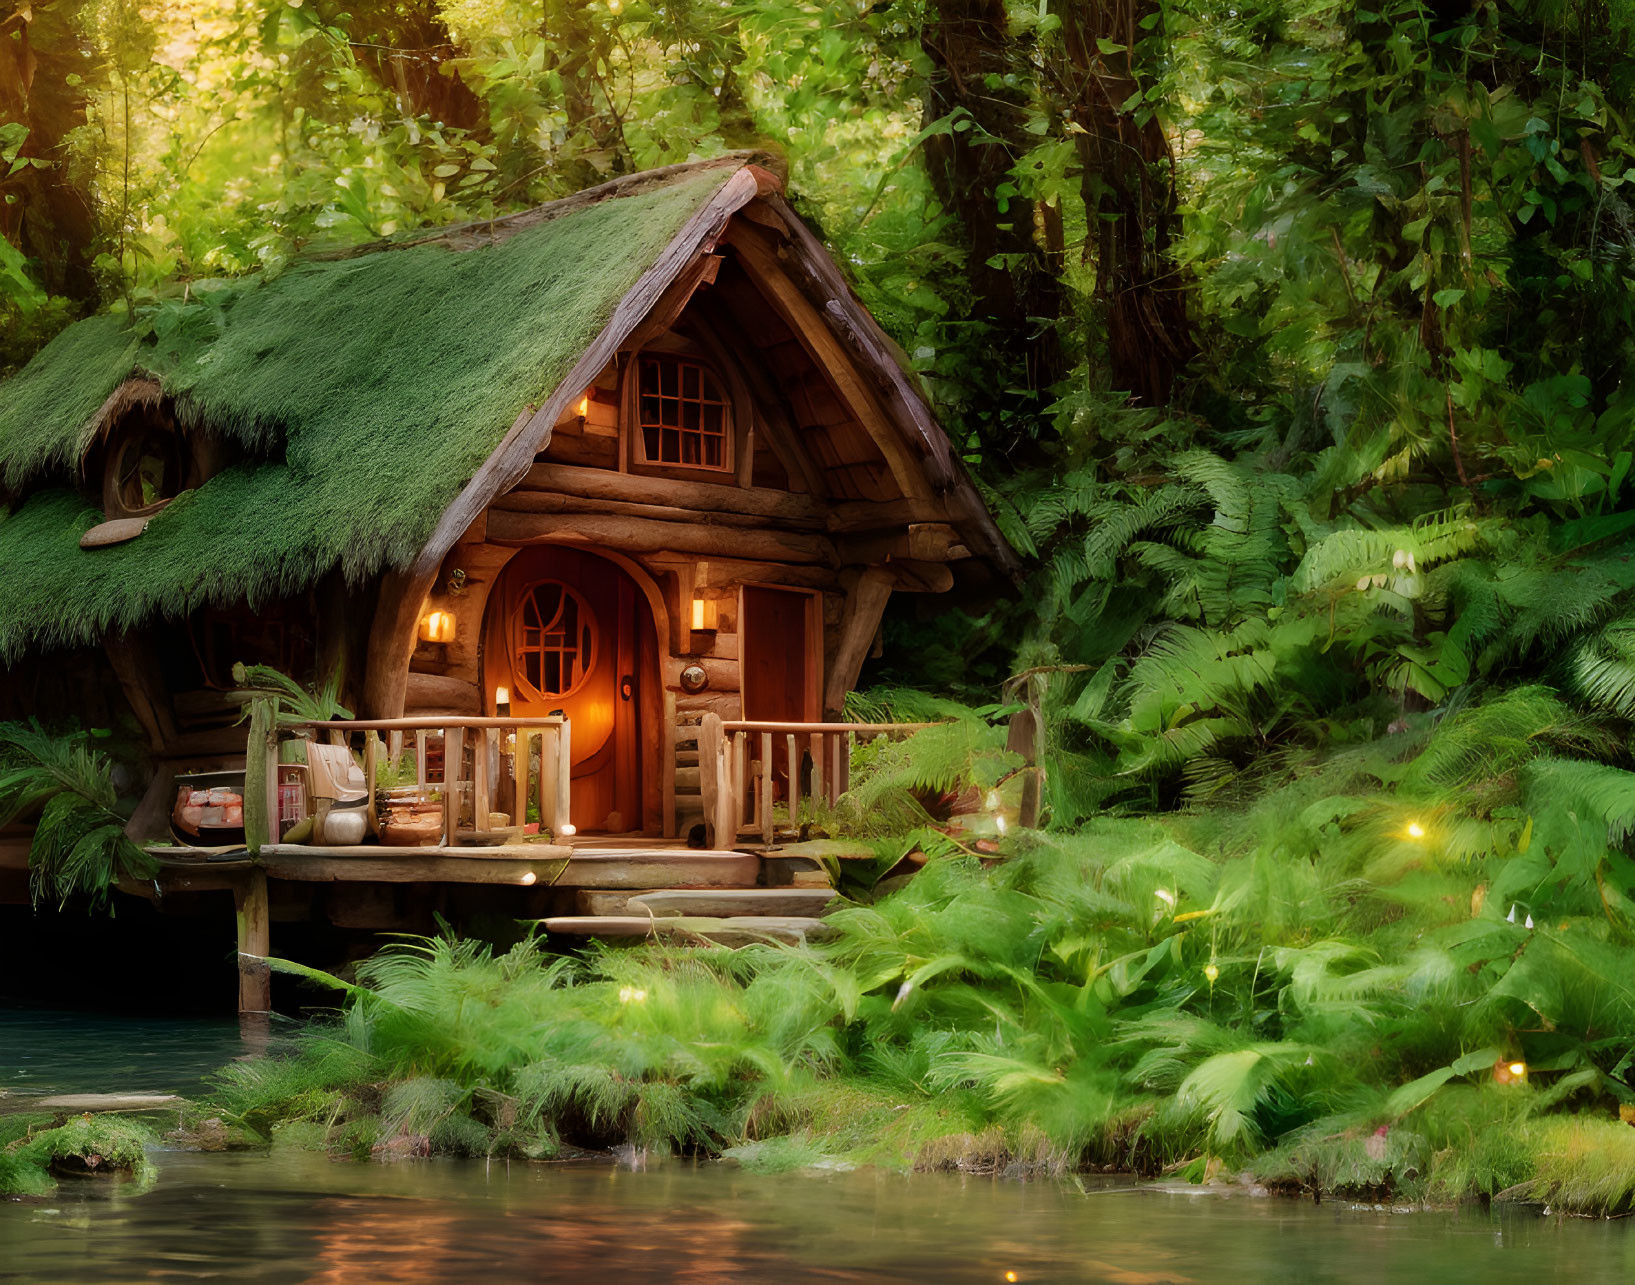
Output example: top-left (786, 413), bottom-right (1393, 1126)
top-left (555, 721), bottom-right (572, 836)
top-left (760, 731), bottom-right (774, 843)
top-left (786, 732), bottom-right (800, 829)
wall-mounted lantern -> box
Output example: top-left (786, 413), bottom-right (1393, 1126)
top-left (419, 609), bottom-right (457, 644)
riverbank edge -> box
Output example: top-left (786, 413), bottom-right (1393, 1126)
top-left (8, 1092), bottom-right (1597, 1219)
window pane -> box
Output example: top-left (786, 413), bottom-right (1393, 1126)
top-left (637, 354), bottom-right (730, 469)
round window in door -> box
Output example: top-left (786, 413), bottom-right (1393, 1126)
top-left (512, 580), bottom-right (598, 700)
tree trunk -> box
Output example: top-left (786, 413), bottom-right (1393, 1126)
top-left (920, 0), bottom-right (1065, 407)
top-left (313, 0), bottom-right (487, 135)
top-left (0, 1), bottom-right (99, 303)
top-left (1052, 1), bottom-right (1194, 404)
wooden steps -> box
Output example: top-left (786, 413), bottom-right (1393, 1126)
top-left (576, 887), bottom-right (836, 917)
top-left (542, 914), bottom-right (832, 946)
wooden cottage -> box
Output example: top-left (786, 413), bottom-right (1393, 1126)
top-left (0, 156), bottom-right (1017, 1005)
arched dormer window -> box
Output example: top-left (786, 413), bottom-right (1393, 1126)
top-left (105, 424), bottom-right (186, 518)
top-left (635, 351), bottom-right (732, 472)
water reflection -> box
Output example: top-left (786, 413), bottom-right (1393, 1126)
top-left (3, 1150), bottom-right (1633, 1283)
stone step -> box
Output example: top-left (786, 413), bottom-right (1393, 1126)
top-left (576, 887), bottom-right (836, 917)
top-left (543, 914), bottom-right (832, 946)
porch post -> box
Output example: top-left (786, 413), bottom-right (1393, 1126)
top-left (234, 870), bottom-right (271, 1015)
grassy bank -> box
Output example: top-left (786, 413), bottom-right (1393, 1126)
top-left (199, 692), bottom-right (1635, 1215)
top-left (0, 1113), bottom-right (156, 1197)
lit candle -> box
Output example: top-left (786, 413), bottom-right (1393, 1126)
top-left (578, 392), bottom-right (590, 417)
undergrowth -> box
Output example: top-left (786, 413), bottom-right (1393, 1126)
top-left (209, 682), bottom-right (1635, 1213)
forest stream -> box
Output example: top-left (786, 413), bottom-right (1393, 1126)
top-left (3, 1007), bottom-right (1633, 1283)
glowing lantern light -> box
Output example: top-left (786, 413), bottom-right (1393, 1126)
top-left (419, 609), bottom-right (456, 644)
top-left (494, 685), bottom-right (511, 718)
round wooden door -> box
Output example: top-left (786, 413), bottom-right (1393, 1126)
top-left (485, 547), bottom-right (645, 832)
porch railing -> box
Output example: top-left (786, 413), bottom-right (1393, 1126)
top-left (255, 716), bottom-right (571, 849)
top-left (697, 714), bottom-right (934, 847)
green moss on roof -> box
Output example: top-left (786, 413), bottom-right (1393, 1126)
top-left (0, 315), bottom-right (142, 490)
top-left (0, 165), bottom-right (736, 659)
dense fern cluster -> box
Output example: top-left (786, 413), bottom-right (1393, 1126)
top-left (214, 677), bottom-right (1635, 1209)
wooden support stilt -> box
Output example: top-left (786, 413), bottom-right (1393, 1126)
top-left (234, 869), bottom-right (271, 1015)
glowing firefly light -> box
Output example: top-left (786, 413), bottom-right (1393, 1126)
top-left (1508, 1062), bottom-right (1527, 1078)
top-left (1005, 1274), bottom-right (1019, 1283)
top-left (619, 986), bottom-right (648, 1004)
top-left (1406, 821), bottom-right (1426, 839)
top-left (1204, 963), bottom-right (1219, 983)
top-left (519, 871), bottom-right (537, 886)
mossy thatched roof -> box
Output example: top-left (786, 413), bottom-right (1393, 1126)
top-left (0, 163), bottom-right (740, 659)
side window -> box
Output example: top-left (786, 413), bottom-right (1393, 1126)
top-left (636, 352), bottom-right (732, 471)
top-left (104, 425), bottom-right (187, 518)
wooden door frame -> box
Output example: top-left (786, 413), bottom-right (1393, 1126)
top-left (480, 544), bottom-right (667, 834)
top-left (737, 581), bottom-right (823, 722)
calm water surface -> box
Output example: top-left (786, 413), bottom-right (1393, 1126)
top-left (3, 1008), bottom-right (1634, 1283)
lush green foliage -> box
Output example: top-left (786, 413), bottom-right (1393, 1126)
top-left (0, 721), bottom-right (154, 909)
top-left (220, 684), bottom-right (1635, 1207)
